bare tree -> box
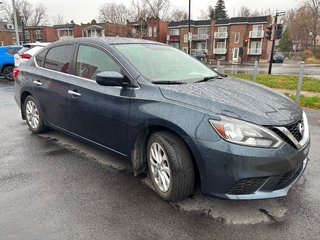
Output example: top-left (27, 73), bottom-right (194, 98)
top-left (305, 0), bottom-right (320, 47)
top-left (30, 3), bottom-right (49, 26)
top-left (143, 0), bottom-right (171, 20)
top-left (238, 6), bottom-right (251, 17)
top-left (199, 9), bottom-right (209, 19)
top-left (131, 0), bottom-right (150, 21)
top-left (169, 8), bottom-right (188, 21)
top-left (52, 14), bottom-right (66, 25)
top-left (286, 7), bottom-right (313, 50)
top-left (0, 0), bottom-right (48, 26)
top-left (99, 2), bottom-right (133, 24)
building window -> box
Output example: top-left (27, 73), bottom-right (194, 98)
top-left (253, 25), bottom-right (263, 32)
top-left (148, 27), bottom-right (152, 37)
top-left (132, 28), bottom-right (136, 35)
top-left (234, 32), bottom-right (240, 43)
top-left (153, 26), bottom-right (157, 37)
top-left (24, 30), bottom-right (30, 40)
top-left (198, 27), bottom-right (208, 35)
top-left (218, 27), bottom-right (227, 33)
top-left (184, 34), bottom-right (188, 43)
top-left (170, 29), bottom-right (179, 35)
top-left (250, 41), bottom-right (261, 49)
top-left (182, 47), bottom-right (188, 53)
top-left (217, 41), bottom-right (226, 49)
top-left (35, 30), bottom-right (41, 39)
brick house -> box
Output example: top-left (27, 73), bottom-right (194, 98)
top-left (167, 20), bottom-right (212, 54)
top-left (81, 20), bottom-right (130, 38)
top-left (23, 26), bottom-right (58, 43)
top-left (128, 17), bottom-right (168, 43)
top-left (0, 21), bottom-right (17, 45)
top-left (53, 22), bottom-right (82, 40)
top-left (213, 16), bottom-right (272, 63)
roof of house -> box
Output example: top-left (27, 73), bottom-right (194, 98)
top-left (168, 20), bottom-right (212, 28)
top-left (53, 24), bottom-right (76, 29)
top-left (216, 16), bottom-right (270, 25)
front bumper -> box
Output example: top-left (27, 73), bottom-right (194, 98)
top-left (196, 137), bottom-right (310, 200)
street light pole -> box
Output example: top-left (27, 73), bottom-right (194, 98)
top-left (188, 0), bottom-right (191, 54)
top-left (12, 0), bottom-right (20, 44)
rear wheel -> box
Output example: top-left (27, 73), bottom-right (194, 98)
top-left (23, 96), bottom-right (47, 133)
top-left (147, 131), bottom-right (195, 201)
top-left (3, 66), bottom-right (14, 81)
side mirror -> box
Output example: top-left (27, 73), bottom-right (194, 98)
top-left (96, 71), bottom-right (125, 87)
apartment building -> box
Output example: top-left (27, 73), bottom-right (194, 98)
top-left (0, 21), bottom-right (16, 45)
top-left (213, 16), bottom-right (272, 63)
top-left (167, 20), bottom-right (212, 54)
top-left (23, 26), bottom-right (58, 43)
top-left (81, 20), bottom-right (130, 38)
top-left (128, 17), bottom-right (168, 43)
top-left (53, 22), bottom-right (82, 40)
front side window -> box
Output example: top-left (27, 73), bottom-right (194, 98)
top-left (75, 45), bottom-right (121, 80)
top-left (170, 29), bottom-right (179, 35)
top-left (43, 45), bottom-right (74, 73)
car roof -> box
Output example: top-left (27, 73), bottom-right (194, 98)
top-left (0, 45), bottom-right (22, 49)
top-left (49, 37), bottom-right (164, 47)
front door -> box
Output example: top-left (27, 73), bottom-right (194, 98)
top-left (65, 44), bottom-right (132, 154)
top-left (232, 48), bottom-right (239, 62)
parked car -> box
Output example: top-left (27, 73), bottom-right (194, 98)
top-left (0, 45), bottom-right (22, 80)
top-left (14, 38), bottom-right (310, 201)
top-left (14, 42), bottom-right (51, 67)
top-left (191, 50), bottom-right (207, 61)
top-left (272, 52), bottom-right (285, 63)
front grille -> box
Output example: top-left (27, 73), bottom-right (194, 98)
top-left (269, 118), bottom-right (304, 148)
top-left (285, 119), bottom-right (303, 142)
top-left (274, 163), bottom-right (303, 190)
top-left (227, 177), bottom-right (269, 195)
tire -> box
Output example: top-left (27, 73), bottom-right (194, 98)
top-left (147, 131), bottom-right (195, 201)
top-left (3, 65), bottom-right (14, 81)
top-left (23, 95), bottom-right (47, 133)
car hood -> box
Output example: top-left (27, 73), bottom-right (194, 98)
top-left (158, 77), bottom-right (302, 126)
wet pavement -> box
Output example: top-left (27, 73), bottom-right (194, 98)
top-left (1, 79), bottom-right (320, 239)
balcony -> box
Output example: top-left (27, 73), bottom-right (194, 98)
top-left (213, 48), bottom-right (227, 54)
top-left (192, 34), bottom-right (209, 41)
top-left (169, 35), bottom-right (180, 41)
top-left (247, 48), bottom-right (262, 55)
top-left (249, 31), bottom-right (264, 38)
top-left (214, 32), bottom-right (228, 39)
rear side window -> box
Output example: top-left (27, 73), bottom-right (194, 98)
top-left (6, 48), bottom-right (19, 55)
top-left (35, 50), bottom-right (47, 67)
top-left (75, 45), bottom-right (121, 80)
top-left (43, 45), bottom-right (74, 73)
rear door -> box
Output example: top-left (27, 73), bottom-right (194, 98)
top-left (31, 44), bottom-right (76, 130)
top-left (64, 44), bottom-right (132, 154)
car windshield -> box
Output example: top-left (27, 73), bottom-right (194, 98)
top-left (114, 44), bottom-right (218, 83)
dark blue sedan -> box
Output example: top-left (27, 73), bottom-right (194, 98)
top-left (14, 38), bottom-right (310, 201)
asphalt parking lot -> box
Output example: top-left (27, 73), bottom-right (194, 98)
top-left (1, 79), bottom-right (320, 240)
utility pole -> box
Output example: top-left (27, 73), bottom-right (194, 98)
top-left (188, 0), bottom-right (191, 54)
top-left (12, 0), bottom-right (20, 45)
top-left (268, 11), bottom-right (285, 74)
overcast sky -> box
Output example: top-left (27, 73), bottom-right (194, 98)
top-left (29, 0), bottom-right (302, 24)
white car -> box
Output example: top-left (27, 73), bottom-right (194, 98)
top-left (14, 42), bottom-right (51, 67)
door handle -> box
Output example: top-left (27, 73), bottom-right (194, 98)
top-left (68, 90), bottom-right (81, 97)
top-left (33, 80), bottom-right (42, 86)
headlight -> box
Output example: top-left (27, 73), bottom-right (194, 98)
top-left (209, 116), bottom-right (283, 148)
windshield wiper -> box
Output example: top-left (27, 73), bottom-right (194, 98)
top-left (194, 76), bottom-right (224, 83)
top-left (151, 80), bottom-right (186, 85)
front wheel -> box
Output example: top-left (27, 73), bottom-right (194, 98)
top-left (147, 131), bottom-right (195, 201)
top-left (23, 96), bottom-right (47, 133)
